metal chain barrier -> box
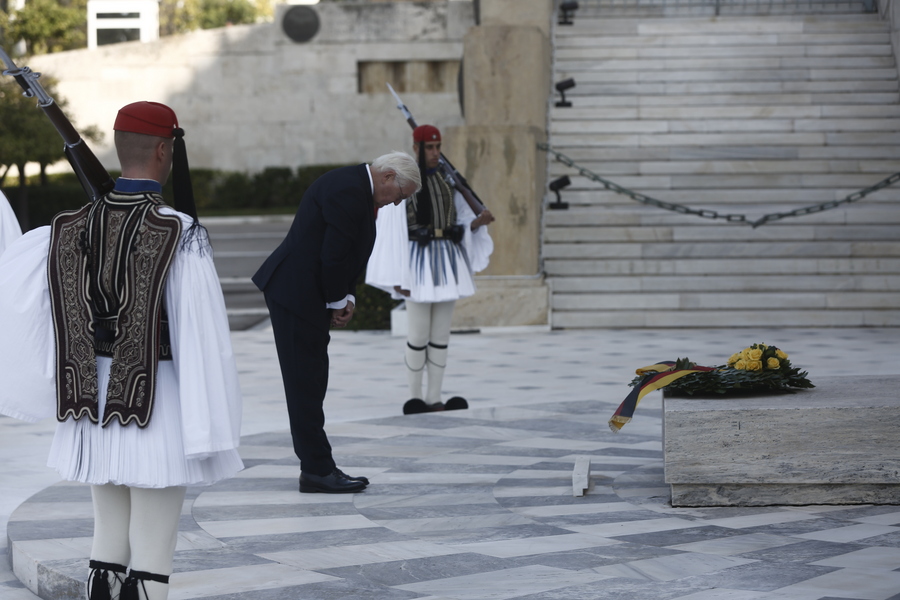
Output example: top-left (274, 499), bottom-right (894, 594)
top-left (538, 143), bottom-right (900, 228)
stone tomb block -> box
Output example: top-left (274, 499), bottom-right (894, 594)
top-left (663, 375), bottom-right (900, 507)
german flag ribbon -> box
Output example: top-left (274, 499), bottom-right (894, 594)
top-left (608, 362), bottom-right (717, 433)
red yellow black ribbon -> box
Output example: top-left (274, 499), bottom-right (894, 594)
top-left (608, 362), bottom-right (716, 433)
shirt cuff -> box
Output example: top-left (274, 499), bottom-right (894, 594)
top-left (325, 294), bottom-right (355, 310)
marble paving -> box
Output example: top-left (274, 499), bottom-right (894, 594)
top-left (4, 326), bottom-right (900, 600)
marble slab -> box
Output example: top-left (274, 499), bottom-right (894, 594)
top-left (664, 375), bottom-right (900, 506)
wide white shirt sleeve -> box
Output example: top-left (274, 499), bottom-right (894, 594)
top-left (0, 227), bottom-right (57, 422)
top-left (161, 209), bottom-right (243, 458)
top-left (0, 190), bottom-right (23, 258)
top-left (326, 294), bottom-right (355, 310)
top-left (454, 191), bottom-right (493, 274)
top-left (365, 199), bottom-right (412, 300)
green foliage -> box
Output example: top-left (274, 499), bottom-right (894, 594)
top-left (347, 273), bottom-right (400, 331)
top-left (158, 164), bottom-right (348, 213)
top-left (3, 180), bottom-right (87, 228)
top-left (159, 0), bottom-right (265, 36)
top-left (0, 76), bottom-right (73, 185)
top-left (1, 0), bottom-right (86, 55)
top-left (11, 164), bottom-right (349, 229)
top-left (0, 0), bottom-right (271, 52)
top-left (199, 0), bottom-right (258, 28)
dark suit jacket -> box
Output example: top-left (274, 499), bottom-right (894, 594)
top-left (253, 164), bottom-right (375, 328)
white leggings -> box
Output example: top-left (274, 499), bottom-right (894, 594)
top-left (405, 299), bottom-right (455, 404)
top-left (90, 484), bottom-right (187, 600)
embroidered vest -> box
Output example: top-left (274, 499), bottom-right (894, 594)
top-left (407, 171), bottom-right (456, 231)
top-left (47, 191), bottom-right (182, 428)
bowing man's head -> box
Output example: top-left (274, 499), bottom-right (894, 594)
top-left (371, 151), bottom-right (421, 208)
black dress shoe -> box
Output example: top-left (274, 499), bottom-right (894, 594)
top-left (335, 468), bottom-right (369, 486)
top-left (299, 470), bottom-right (366, 493)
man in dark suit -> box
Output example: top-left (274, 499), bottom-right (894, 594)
top-left (253, 152), bottom-right (420, 493)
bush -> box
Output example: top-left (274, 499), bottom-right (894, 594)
top-left (6, 164), bottom-right (353, 229)
top-left (3, 182), bottom-right (89, 230)
top-left (348, 273), bottom-right (401, 331)
top-left (161, 164), bottom-right (348, 213)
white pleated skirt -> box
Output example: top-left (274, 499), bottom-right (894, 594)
top-left (48, 357), bottom-right (244, 488)
top-left (407, 239), bottom-right (476, 304)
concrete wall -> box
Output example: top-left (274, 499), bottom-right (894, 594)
top-left (31, 1), bottom-right (474, 172)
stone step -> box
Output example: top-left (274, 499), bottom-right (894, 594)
top-left (549, 274), bottom-right (900, 293)
top-left (554, 44), bottom-right (893, 59)
top-left (545, 12), bottom-right (897, 328)
top-left (567, 5), bottom-right (876, 18)
top-left (551, 291), bottom-right (900, 311)
top-left (546, 144), bottom-right (900, 160)
top-left (565, 80), bottom-right (898, 97)
top-left (559, 69), bottom-right (898, 86)
top-left (560, 92), bottom-right (900, 107)
top-left (554, 16), bottom-right (888, 37)
top-left (544, 257), bottom-right (900, 276)
top-left (557, 56), bottom-right (895, 72)
top-left (548, 172), bottom-right (898, 190)
top-left (551, 118), bottom-right (900, 135)
top-left (542, 240), bottom-right (900, 259)
top-left (550, 309), bottom-right (900, 328)
top-left (544, 224), bottom-right (900, 243)
top-left (547, 159), bottom-right (900, 176)
top-left (544, 205), bottom-right (900, 225)
top-left (543, 192), bottom-right (900, 211)
top-left (551, 105), bottom-right (900, 120)
top-left (552, 131), bottom-right (900, 148)
top-left (555, 32), bottom-right (890, 48)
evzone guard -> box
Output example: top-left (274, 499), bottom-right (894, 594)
top-left (367, 122), bottom-right (494, 414)
top-left (0, 95), bottom-right (243, 599)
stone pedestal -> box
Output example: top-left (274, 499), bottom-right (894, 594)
top-left (440, 0), bottom-right (552, 327)
top-left (452, 276), bottom-right (549, 329)
top-left (663, 375), bottom-right (900, 507)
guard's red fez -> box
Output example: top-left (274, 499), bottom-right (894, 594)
top-left (114, 101), bottom-right (178, 138)
top-left (413, 124), bottom-right (441, 143)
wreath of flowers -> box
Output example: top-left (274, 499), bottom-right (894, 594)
top-left (629, 343), bottom-right (814, 396)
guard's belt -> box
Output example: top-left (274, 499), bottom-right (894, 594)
top-left (408, 225), bottom-right (464, 246)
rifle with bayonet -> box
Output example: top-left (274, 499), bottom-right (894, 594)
top-left (387, 83), bottom-right (487, 217)
top-left (0, 48), bottom-right (114, 203)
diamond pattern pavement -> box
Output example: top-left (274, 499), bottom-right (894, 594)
top-left (3, 326), bottom-right (900, 600)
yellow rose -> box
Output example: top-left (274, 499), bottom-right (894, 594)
top-left (728, 353), bottom-right (741, 365)
top-left (746, 360), bottom-right (763, 371)
top-left (734, 359), bottom-right (746, 370)
top-left (767, 357), bottom-right (780, 370)
top-left (775, 349), bottom-right (788, 359)
top-left (741, 348), bottom-right (752, 360)
top-left (747, 348), bottom-right (763, 361)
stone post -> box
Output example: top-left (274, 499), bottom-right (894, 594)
top-left (445, 0), bottom-right (552, 328)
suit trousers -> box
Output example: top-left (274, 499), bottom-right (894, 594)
top-left (265, 295), bottom-right (335, 476)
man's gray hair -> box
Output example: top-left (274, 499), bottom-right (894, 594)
top-left (372, 151), bottom-right (422, 194)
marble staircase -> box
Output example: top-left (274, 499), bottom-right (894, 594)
top-left (545, 13), bottom-right (900, 328)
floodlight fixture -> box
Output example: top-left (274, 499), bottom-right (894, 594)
top-left (548, 175), bottom-right (571, 210)
top-left (559, 1), bottom-right (579, 25)
top-left (555, 78), bottom-right (576, 108)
